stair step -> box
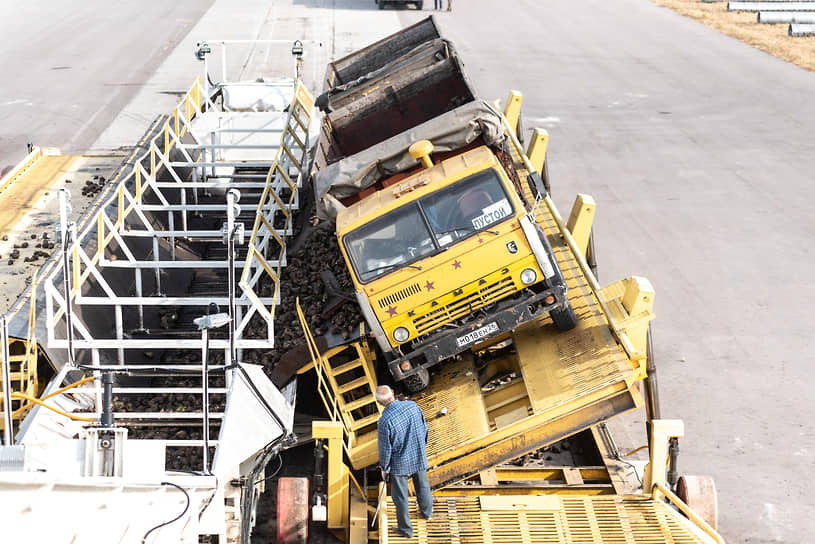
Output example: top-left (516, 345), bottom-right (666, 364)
top-left (343, 395), bottom-right (377, 412)
top-left (338, 375), bottom-right (373, 394)
top-left (330, 359), bottom-right (364, 377)
top-left (349, 412), bottom-right (380, 431)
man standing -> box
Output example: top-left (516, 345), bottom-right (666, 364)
top-left (376, 385), bottom-right (433, 538)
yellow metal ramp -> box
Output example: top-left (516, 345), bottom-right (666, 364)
top-left (416, 336), bottom-right (640, 489)
top-left (0, 154), bottom-right (76, 233)
top-left (401, 135), bottom-right (652, 487)
top-left (380, 495), bottom-right (715, 543)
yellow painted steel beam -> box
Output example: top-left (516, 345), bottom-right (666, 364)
top-left (486, 466), bottom-right (611, 482)
top-left (566, 193), bottom-right (596, 258)
top-left (348, 484), bottom-right (368, 544)
top-left (312, 420), bottom-right (349, 529)
top-left (426, 386), bottom-right (639, 489)
top-left (526, 128), bottom-right (549, 174)
top-left (643, 419), bottom-right (684, 493)
top-left (435, 485), bottom-right (614, 496)
top-left (502, 90), bottom-right (523, 139)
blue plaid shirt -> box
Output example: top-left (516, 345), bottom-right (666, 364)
top-left (377, 400), bottom-right (429, 476)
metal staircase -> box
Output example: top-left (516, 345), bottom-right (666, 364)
top-left (297, 302), bottom-right (382, 469)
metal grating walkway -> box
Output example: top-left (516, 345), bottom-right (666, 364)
top-left (381, 495), bottom-right (711, 543)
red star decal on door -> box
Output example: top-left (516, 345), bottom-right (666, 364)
top-left (387, 305), bottom-right (398, 317)
top-left (453, 260), bottom-right (461, 269)
top-left (425, 280), bottom-right (435, 291)
top-left (477, 237), bottom-right (484, 244)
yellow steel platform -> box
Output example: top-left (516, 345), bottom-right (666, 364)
top-left (411, 154), bottom-right (645, 488)
top-left (380, 495), bottom-right (713, 543)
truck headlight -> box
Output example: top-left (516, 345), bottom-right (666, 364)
top-left (393, 327), bottom-right (410, 343)
top-left (520, 268), bottom-right (537, 285)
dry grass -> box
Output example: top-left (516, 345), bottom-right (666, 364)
top-left (651, 0), bottom-right (815, 73)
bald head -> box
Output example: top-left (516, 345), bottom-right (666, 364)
top-left (375, 385), bottom-right (395, 406)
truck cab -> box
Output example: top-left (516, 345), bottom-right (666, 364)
top-left (336, 141), bottom-right (576, 391)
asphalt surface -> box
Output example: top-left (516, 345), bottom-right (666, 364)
top-left (431, 1), bottom-right (815, 542)
top-left (0, 0), bottom-right (212, 168)
top-left (1, 0), bottom-right (813, 542)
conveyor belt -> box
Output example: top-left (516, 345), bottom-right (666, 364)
top-left (380, 495), bottom-right (712, 543)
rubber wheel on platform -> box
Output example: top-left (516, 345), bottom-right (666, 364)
top-left (277, 477), bottom-right (309, 544)
top-left (677, 475), bottom-right (718, 530)
top-left (551, 302), bottom-right (577, 331)
top-left (416, 1), bottom-right (424, 9)
top-left (377, 0), bottom-right (384, 8)
top-left (402, 367), bottom-right (430, 393)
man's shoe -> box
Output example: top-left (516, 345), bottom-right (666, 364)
top-left (421, 512), bottom-right (432, 520)
top-left (395, 528), bottom-right (413, 538)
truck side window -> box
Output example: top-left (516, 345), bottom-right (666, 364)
top-left (422, 168), bottom-right (513, 244)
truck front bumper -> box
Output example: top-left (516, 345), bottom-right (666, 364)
top-left (388, 283), bottom-right (568, 381)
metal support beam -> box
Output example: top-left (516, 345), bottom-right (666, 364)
top-left (312, 420), bottom-right (349, 530)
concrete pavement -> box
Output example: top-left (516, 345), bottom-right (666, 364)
top-left (1, 0), bottom-right (812, 541)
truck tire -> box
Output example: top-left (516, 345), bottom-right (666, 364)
top-left (402, 367), bottom-right (430, 393)
top-left (550, 301), bottom-right (577, 331)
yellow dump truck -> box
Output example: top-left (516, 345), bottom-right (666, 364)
top-left (313, 18), bottom-right (575, 392)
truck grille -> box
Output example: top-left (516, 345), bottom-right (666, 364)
top-left (412, 277), bottom-right (516, 335)
top-left (378, 282), bottom-right (422, 309)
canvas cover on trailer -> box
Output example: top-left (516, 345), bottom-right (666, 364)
top-left (313, 100), bottom-right (507, 219)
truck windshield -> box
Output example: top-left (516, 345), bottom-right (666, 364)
top-left (344, 168), bottom-right (514, 283)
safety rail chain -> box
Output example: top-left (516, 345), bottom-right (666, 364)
top-left (239, 82), bottom-right (314, 332)
top-left (42, 76), bottom-right (313, 361)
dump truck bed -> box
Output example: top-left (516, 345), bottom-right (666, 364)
top-left (324, 16), bottom-right (442, 88)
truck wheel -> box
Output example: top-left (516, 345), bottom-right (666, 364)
top-left (402, 367), bottom-right (430, 393)
top-left (677, 475), bottom-right (718, 530)
top-left (550, 302), bottom-right (577, 331)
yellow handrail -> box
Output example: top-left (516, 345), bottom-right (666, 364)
top-left (499, 108), bottom-right (643, 362)
top-left (652, 481), bottom-right (724, 544)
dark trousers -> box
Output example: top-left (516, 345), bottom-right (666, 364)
top-left (390, 470), bottom-right (433, 537)
top-left (434, 0), bottom-right (443, 9)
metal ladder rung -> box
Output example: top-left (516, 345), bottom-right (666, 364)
top-left (337, 375), bottom-right (372, 394)
top-left (349, 412), bottom-right (380, 431)
top-left (330, 360), bottom-right (364, 376)
top-left (343, 394), bottom-right (377, 412)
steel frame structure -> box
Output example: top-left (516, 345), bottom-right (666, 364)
top-left (40, 78), bottom-right (314, 370)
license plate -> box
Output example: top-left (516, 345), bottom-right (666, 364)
top-left (456, 322), bottom-right (499, 348)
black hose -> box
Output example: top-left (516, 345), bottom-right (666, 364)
top-left (141, 481), bottom-right (190, 543)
